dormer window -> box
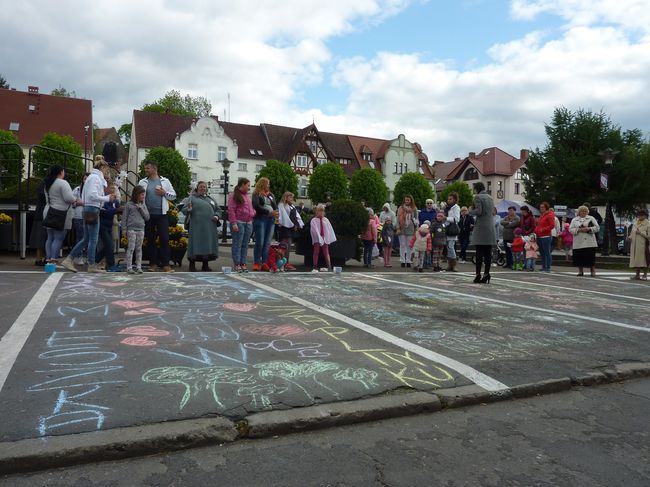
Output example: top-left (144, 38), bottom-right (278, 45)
top-left (463, 167), bottom-right (479, 181)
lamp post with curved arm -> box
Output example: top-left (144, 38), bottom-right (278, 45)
top-left (220, 158), bottom-right (232, 243)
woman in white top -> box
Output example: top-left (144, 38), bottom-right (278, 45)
top-left (43, 165), bottom-right (77, 263)
top-left (62, 158), bottom-right (116, 273)
top-left (569, 205), bottom-right (600, 277)
top-left (445, 192), bottom-right (461, 272)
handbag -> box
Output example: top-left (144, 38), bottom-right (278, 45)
top-left (42, 189), bottom-right (69, 230)
top-left (446, 220), bottom-right (460, 236)
top-left (83, 211), bottom-right (98, 224)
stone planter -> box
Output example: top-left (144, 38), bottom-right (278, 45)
top-left (0, 224), bottom-right (12, 250)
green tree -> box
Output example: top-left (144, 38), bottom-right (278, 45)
top-left (50, 85), bottom-right (77, 97)
top-left (118, 123), bottom-right (132, 152)
top-left (143, 90), bottom-right (211, 117)
top-left (349, 168), bottom-right (389, 211)
top-left (139, 147), bottom-right (192, 200)
top-left (255, 159), bottom-right (298, 198)
top-left (439, 180), bottom-right (474, 208)
top-left (32, 133), bottom-right (84, 184)
top-left (0, 75), bottom-right (9, 89)
top-left (0, 130), bottom-right (24, 180)
top-left (307, 162), bottom-right (349, 204)
top-left (327, 199), bottom-right (368, 237)
top-left (524, 107), bottom-right (650, 212)
top-left (392, 172), bottom-right (435, 208)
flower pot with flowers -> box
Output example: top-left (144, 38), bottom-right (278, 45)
top-left (120, 224), bottom-right (188, 267)
top-left (0, 212), bottom-right (13, 250)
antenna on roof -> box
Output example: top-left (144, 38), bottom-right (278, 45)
top-left (312, 113), bottom-right (315, 124)
top-left (228, 93), bottom-right (231, 122)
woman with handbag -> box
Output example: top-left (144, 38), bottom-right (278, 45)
top-left (62, 157), bottom-right (116, 273)
top-left (182, 181), bottom-right (220, 272)
top-left (444, 192), bottom-right (461, 272)
top-left (628, 208), bottom-right (649, 280)
top-left (42, 165), bottom-right (78, 264)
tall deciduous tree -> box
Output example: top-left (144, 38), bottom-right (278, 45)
top-left (32, 133), bottom-right (84, 184)
top-left (392, 172), bottom-right (435, 209)
top-left (349, 168), bottom-right (389, 212)
top-left (0, 130), bottom-right (24, 180)
top-left (118, 123), bottom-right (132, 152)
top-left (523, 107), bottom-right (650, 213)
top-left (0, 75), bottom-right (9, 89)
top-left (50, 85), bottom-right (77, 97)
top-left (143, 90), bottom-right (211, 117)
top-left (439, 180), bottom-right (474, 208)
top-left (255, 160), bottom-right (298, 198)
top-left (139, 147), bottom-right (192, 200)
top-left (307, 162), bottom-right (349, 204)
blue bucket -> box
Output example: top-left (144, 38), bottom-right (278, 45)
top-left (44, 263), bottom-right (57, 273)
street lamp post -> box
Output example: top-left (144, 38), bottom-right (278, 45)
top-left (220, 158), bottom-right (232, 243)
top-left (598, 148), bottom-right (619, 256)
top-left (84, 124), bottom-right (90, 163)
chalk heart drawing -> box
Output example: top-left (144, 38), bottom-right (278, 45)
top-left (117, 325), bottom-right (170, 337)
top-left (97, 282), bottom-right (127, 287)
top-left (124, 308), bottom-right (165, 316)
top-left (121, 336), bottom-right (157, 347)
top-left (223, 303), bottom-right (257, 312)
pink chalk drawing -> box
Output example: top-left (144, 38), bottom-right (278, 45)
top-left (97, 282), bottom-right (127, 287)
top-left (112, 300), bottom-right (155, 309)
top-left (223, 303), bottom-right (257, 312)
top-left (240, 324), bottom-right (308, 337)
top-left (124, 307), bottom-right (165, 316)
top-left (117, 325), bottom-right (170, 337)
top-left (121, 336), bottom-right (157, 346)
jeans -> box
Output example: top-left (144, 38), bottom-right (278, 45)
top-left (72, 218), bottom-right (85, 251)
top-left (362, 239), bottom-right (374, 265)
top-left (504, 239), bottom-right (513, 268)
top-left (538, 236), bottom-right (552, 271)
top-left (45, 228), bottom-right (67, 260)
top-left (253, 217), bottom-right (275, 264)
top-left (96, 224), bottom-right (115, 267)
top-left (231, 221), bottom-right (253, 265)
top-left (459, 236), bottom-right (470, 261)
top-left (146, 214), bottom-right (170, 267)
top-left (447, 239), bottom-right (457, 260)
top-left (69, 207), bottom-right (100, 264)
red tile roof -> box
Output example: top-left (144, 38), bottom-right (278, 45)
top-left (444, 147), bottom-right (528, 181)
top-left (0, 87), bottom-right (92, 146)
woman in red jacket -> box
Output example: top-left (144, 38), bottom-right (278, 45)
top-left (535, 202), bottom-right (555, 272)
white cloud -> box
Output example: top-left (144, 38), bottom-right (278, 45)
top-left (308, 0), bottom-right (650, 160)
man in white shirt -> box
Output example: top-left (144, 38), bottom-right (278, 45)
top-left (138, 160), bottom-right (176, 272)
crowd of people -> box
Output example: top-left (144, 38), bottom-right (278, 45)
top-left (32, 156), bottom-right (649, 279)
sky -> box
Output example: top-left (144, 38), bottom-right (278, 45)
top-left (1, 0), bottom-right (649, 162)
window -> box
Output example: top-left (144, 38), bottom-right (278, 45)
top-left (238, 163), bottom-right (247, 171)
top-left (362, 153), bottom-right (371, 161)
top-left (249, 149), bottom-right (256, 155)
top-left (307, 140), bottom-right (317, 153)
top-left (296, 154), bottom-right (308, 168)
top-left (497, 181), bottom-right (503, 191)
top-left (187, 144), bottom-right (198, 159)
top-left (256, 150), bottom-right (263, 156)
top-left (487, 181), bottom-right (492, 195)
top-left (191, 172), bottom-right (198, 182)
top-left (514, 182), bottom-right (520, 195)
top-left (515, 169), bottom-right (523, 180)
top-left (8, 122), bottom-right (19, 131)
top-left (463, 167), bottom-right (478, 181)
top-left (299, 178), bottom-right (308, 198)
top-left (217, 146), bottom-right (227, 161)
top-left (317, 158), bottom-right (327, 164)
top-left (256, 164), bottom-right (264, 172)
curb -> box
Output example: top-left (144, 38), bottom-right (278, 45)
top-left (1, 362), bottom-right (649, 476)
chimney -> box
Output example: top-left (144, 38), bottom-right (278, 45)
top-left (469, 152), bottom-right (476, 158)
top-left (28, 86), bottom-right (39, 94)
top-left (520, 149), bottom-right (529, 160)
top-left (454, 157), bottom-right (461, 162)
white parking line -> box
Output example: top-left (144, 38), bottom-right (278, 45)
top-left (358, 274), bottom-right (650, 333)
top-left (446, 274), bottom-right (650, 303)
top-left (231, 275), bottom-right (509, 393)
top-left (0, 273), bottom-right (63, 392)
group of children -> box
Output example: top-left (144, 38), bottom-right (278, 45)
top-left (508, 222), bottom-right (573, 271)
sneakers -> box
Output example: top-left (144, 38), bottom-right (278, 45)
top-left (162, 265), bottom-right (174, 273)
top-left (234, 265), bottom-right (242, 273)
top-left (241, 264), bottom-right (249, 273)
top-left (148, 266), bottom-right (159, 272)
top-left (127, 268), bottom-right (135, 274)
top-left (261, 263), bottom-right (270, 272)
top-left (311, 269), bottom-right (319, 273)
top-left (136, 268), bottom-right (144, 274)
top-left (284, 263), bottom-right (296, 271)
top-left (107, 264), bottom-right (122, 272)
top-left (319, 267), bottom-right (329, 272)
top-left (253, 263), bottom-right (261, 272)
top-left (61, 257), bottom-right (78, 273)
top-left (88, 264), bottom-right (106, 273)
